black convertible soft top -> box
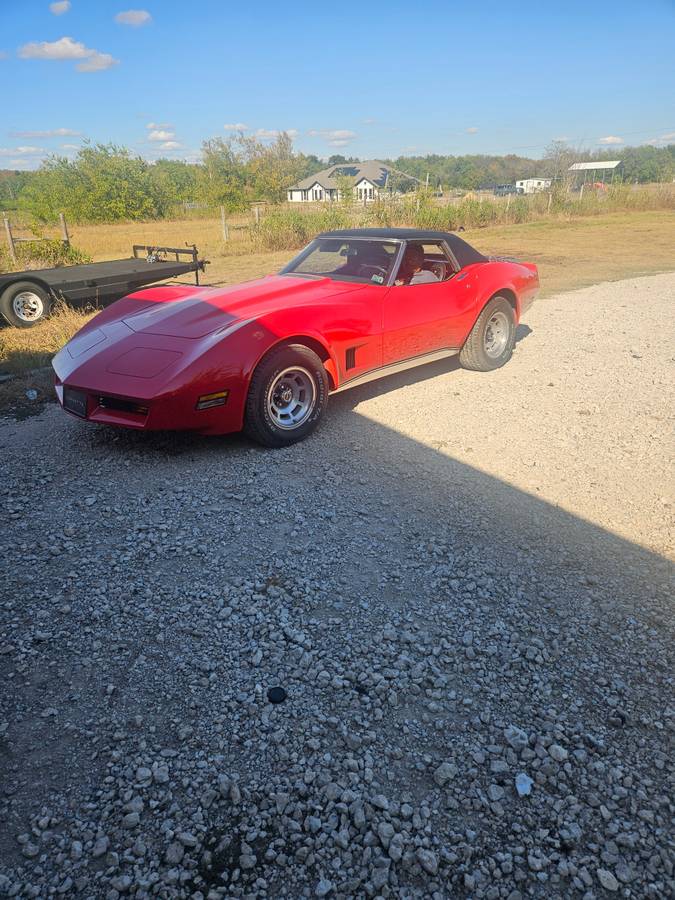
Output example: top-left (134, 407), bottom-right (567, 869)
top-left (316, 228), bottom-right (487, 269)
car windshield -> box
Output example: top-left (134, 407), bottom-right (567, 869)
top-left (280, 238), bottom-right (399, 285)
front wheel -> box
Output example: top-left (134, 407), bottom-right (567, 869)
top-left (244, 343), bottom-right (329, 447)
top-left (459, 295), bottom-right (516, 371)
top-left (0, 281), bottom-right (52, 328)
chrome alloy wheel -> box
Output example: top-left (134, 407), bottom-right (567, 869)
top-left (13, 291), bottom-right (45, 323)
top-left (266, 366), bottom-right (316, 430)
top-left (484, 310), bottom-right (510, 358)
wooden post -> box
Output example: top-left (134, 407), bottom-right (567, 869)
top-left (3, 214), bottom-right (17, 266)
top-left (220, 205), bottom-right (229, 242)
top-left (253, 205), bottom-right (261, 225)
top-left (547, 192), bottom-right (553, 213)
top-left (59, 212), bottom-right (70, 246)
top-left (579, 183), bottom-right (584, 201)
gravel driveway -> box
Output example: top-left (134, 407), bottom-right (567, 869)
top-left (1, 273), bottom-right (673, 899)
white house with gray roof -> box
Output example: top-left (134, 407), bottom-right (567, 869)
top-left (287, 160), bottom-right (418, 203)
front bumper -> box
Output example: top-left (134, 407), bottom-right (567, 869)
top-left (53, 375), bottom-right (246, 436)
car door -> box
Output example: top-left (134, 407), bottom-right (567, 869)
top-left (382, 242), bottom-right (476, 365)
top-left (320, 281), bottom-right (387, 383)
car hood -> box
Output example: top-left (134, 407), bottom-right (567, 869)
top-left (122, 275), bottom-right (368, 338)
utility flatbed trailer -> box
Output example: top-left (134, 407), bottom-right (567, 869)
top-left (0, 244), bottom-right (208, 328)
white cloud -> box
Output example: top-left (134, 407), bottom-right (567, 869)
top-left (253, 127), bottom-right (298, 140)
top-left (160, 141), bottom-right (181, 149)
top-left (598, 135), bottom-right (624, 145)
top-left (115, 9), bottom-right (152, 26)
top-left (146, 121), bottom-right (172, 130)
top-left (61, 143), bottom-right (80, 150)
top-left (77, 52), bottom-right (117, 72)
top-left (362, 117), bottom-right (376, 125)
top-left (50, 1), bottom-right (71, 14)
top-left (0, 146), bottom-right (44, 156)
top-left (148, 129), bottom-right (175, 141)
top-left (224, 123), bottom-right (249, 131)
top-left (18, 36), bottom-right (119, 72)
top-left (11, 127), bottom-right (81, 138)
top-left (465, 127), bottom-right (479, 134)
top-left (647, 131), bottom-right (675, 145)
top-left (308, 128), bottom-right (357, 147)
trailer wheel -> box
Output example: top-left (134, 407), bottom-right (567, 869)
top-left (0, 281), bottom-right (51, 328)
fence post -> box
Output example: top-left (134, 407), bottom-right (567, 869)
top-left (547, 192), bottom-right (553, 213)
top-left (579, 183), bottom-right (584, 201)
top-left (59, 212), bottom-right (70, 246)
top-left (3, 213), bottom-right (17, 266)
top-left (220, 205), bottom-right (229, 242)
top-left (253, 205), bottom-right (261, 225)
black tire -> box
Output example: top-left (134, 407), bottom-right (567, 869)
top-left (0, 281), bottom-right (52, 328)
top-left (244, 343), bottom-right (329, 448)
top-left (459, 295), bottom-right (516, 371)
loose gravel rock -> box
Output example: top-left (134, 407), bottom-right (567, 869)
top-left (1, 273), bottom-right (674, 898)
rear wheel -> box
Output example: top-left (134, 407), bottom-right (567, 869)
top-left (459, 295), bottom-right (516, 371)
top-left (0, 281), bottom-right (51, 328)
top-left (244, 343), bottom-right (329, 447)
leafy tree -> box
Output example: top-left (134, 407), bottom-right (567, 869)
top-left (615, 145), bottom-right (673, 183)
top-left (239, 131), bottom-right (309, 203)
top-left (198, 137), bottom-right (247, 210)
top-left (0, 170), bottom-right (32, 208)
top-left (20, 144), bottom-right (168, 222)
top-left (335, 173), bottom-right (354, 205)
top-left (151, 159), bottom-right (200, 204)
top-left (327, 154), bottom-right (360, 166)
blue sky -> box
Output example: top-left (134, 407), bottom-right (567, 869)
top-left (1, 0), bottom-right (674, 169)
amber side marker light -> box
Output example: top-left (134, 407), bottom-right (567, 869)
top-left (196, 389), bottom-right (229, 410)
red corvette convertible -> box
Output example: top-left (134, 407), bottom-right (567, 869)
top-left (53, 229), bottom-right (539, 447)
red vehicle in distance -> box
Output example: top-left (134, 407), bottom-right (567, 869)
top-left (53, 229), bottom-right (539, 447)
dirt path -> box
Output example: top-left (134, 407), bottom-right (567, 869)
top-left (1, 274), bottom-right (673, 898)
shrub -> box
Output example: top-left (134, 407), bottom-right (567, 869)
top-left (251, 206), bottom-right (352, 251)
top-left (0, 238), bottom-right (91, 273)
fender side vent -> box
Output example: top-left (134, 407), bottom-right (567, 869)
top-left (345, 347), bottom-right (357, 370)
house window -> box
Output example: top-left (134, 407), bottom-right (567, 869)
top-left (358, 188), bottom-right (363, 200)
top-left (368, 187), bottom-right (374, 200)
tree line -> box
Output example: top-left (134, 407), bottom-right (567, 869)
top-left (1, 135), bottom-right (672, 223)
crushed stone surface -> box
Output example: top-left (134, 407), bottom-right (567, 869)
top-left (0, 272), bottom-right (673, 898)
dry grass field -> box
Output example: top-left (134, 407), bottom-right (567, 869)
top-left (1, 208), bottom-right (674, 414)
top-left (61, 207), bottom-right (675, 293)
